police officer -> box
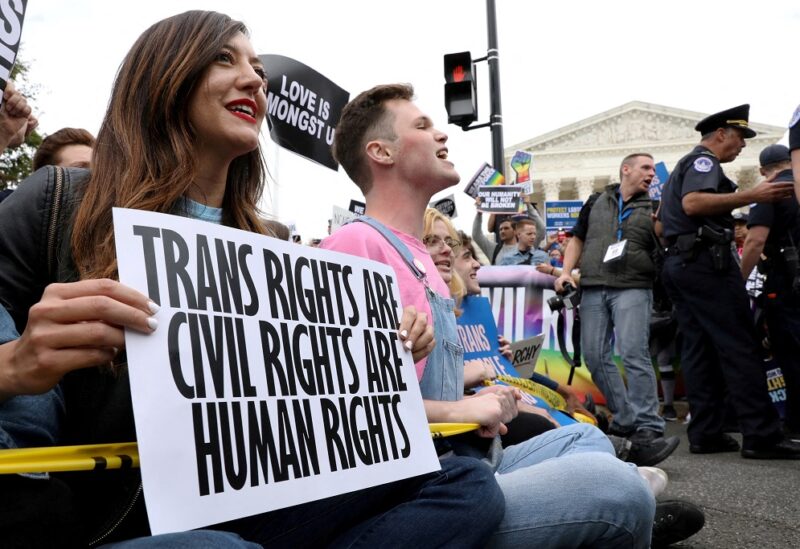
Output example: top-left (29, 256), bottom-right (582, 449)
top-left (659, 104), bottom-right (800, 459)
top-left (741, 144), bottom-right (800, 441)
top-left (790, 104), bottom-right (800, 201)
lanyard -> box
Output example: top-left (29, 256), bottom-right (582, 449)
top-left (617, 193), bottom-right (633, 241)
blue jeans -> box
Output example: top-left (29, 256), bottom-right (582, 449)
top-left (215, 455), bottom-right (503, 548)
top-left (420, 287), bottom-right (654, 547)
top-left (102, 531), bottom-right (260, 548)
top-left (580, 287), bottom-right (664, 434)
top-left (362, 217), bottom-right (653, 547)
top-left (488, 424), bottom-right (655, 548)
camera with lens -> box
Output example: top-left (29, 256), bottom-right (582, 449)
top-left (548, 282), bottom-right (580, 311)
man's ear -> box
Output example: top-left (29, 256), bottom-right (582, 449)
top-left (365, 139), bottom-right (394, 166)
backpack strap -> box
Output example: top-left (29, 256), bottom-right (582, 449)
top-left (491, 242), bottom-right (503, 264)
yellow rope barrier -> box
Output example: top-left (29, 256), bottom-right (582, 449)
top-left (429, 423), bottom-right (480, 439)
top-left (0, 424), bottom-right (483, 474)
top-left (0, 442), bottom-right (139, 475)
top-left (487, 375), bottom-right (598, 426)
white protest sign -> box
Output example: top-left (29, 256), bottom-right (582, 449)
top-left (463, 162), bottom-right (505, 198)
top-left (477, 185), bottom-right (523, 214)
top-left (113, 208), bottom-right (439, 535)
top-left (330, 205), bottom-right (357, 233)
top-left (509, 334), bottom-right (545, 378)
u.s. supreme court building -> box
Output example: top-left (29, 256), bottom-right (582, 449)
top-left (505, 101), bottom-right (785, 206)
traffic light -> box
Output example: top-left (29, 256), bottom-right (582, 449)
top-left (444, 52), bottom-right (477, 128)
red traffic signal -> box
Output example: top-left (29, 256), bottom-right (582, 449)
top-left (443, 52), bottom-right (477, 128)
top-left (444, 52), bottom-right (473, 83)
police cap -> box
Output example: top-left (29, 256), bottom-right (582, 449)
top-left (758, 144), bottom-right (790, 167)
top-left (695, 104), bottom-right (757, 138)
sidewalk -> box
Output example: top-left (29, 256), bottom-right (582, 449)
top-left (656, 403), bottom-right (800, 548)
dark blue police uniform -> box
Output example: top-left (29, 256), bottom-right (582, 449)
top-left (660, 128), bottom-right (786, 452)
top-left (748, 168), bottom-right (800, 433)
top-left (789, 103), bottom-right (800, 152)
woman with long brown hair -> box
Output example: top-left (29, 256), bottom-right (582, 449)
top-left (0, 11), bottom-right (500, 548)
top-left (0, 10), bottom-right (269, 547)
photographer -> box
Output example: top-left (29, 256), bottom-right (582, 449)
top-left (555, 153), bottom-right (677, 454)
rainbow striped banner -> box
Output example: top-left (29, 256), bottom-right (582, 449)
top-left (464, 162), bottom-right (505, 197)
top-left (484, 170), bottom-right (505, 186)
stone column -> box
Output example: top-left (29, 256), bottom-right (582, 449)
top-left (542, 178), bottom-right (561, 202)
top-left (576, 176), bottom-right (595, 202)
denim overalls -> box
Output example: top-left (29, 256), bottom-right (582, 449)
top-left (350, 217), bottom-right (510, 465)
top-left (352, 216), bottom-right (464, 401)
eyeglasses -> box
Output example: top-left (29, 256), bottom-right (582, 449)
top-left (423, 234), bottom-right (461, 252)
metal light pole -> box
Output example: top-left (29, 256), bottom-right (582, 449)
top-left (486, 0), bottom-right (505, 176)
top-left (445, 1), bottom-right (505, 174)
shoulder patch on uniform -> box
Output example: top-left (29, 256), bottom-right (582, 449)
top-left (789, 104), bottom-right (800, 129)
top-left (693, 157), bottom-right (713, 173)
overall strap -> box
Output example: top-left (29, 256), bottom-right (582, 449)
top-left (350, 215), bottom-right (427, 282)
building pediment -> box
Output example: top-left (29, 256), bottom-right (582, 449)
top-left (508, 101), bottom-right (786, 154)
top-left (504, 101), bottom-right (787, 205)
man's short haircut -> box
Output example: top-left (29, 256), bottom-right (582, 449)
top-left (33, 127), bottom-right (95, 171)
top-left (619, 152), bottom-right (653, 180)
top-left (332, 83), bottom-right (414, 195)
top-left (515, 218), bottom-right (536, 231)
top-left (499, 219), bottom-right (514, 229)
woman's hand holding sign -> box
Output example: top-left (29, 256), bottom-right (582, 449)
top-left (0, 279), bottom-right (158, 400)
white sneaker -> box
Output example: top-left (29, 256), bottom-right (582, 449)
top-left (638, 466), bottom-right (668, 497)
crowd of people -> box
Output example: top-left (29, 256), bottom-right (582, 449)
top-left (0, 8), bottom-right (798, 548)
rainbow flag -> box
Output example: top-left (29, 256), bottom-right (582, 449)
top-left (485, 170), bottom-right (505, 186)
top-left (464, 163), bottom-right (506, 197)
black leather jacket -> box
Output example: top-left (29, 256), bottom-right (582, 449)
top-left (0, 167), bottom-right (149, 545)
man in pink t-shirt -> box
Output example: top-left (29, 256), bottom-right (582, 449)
top-left (321, 83), bottom-right (517, 437)
top-left (322, 221), bottom-right (448, 379)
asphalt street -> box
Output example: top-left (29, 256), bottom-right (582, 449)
top-left (656, 402), bottom-right (800, 548)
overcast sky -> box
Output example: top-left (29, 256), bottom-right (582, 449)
top-left (21, 0), bottom-right (800, 237)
